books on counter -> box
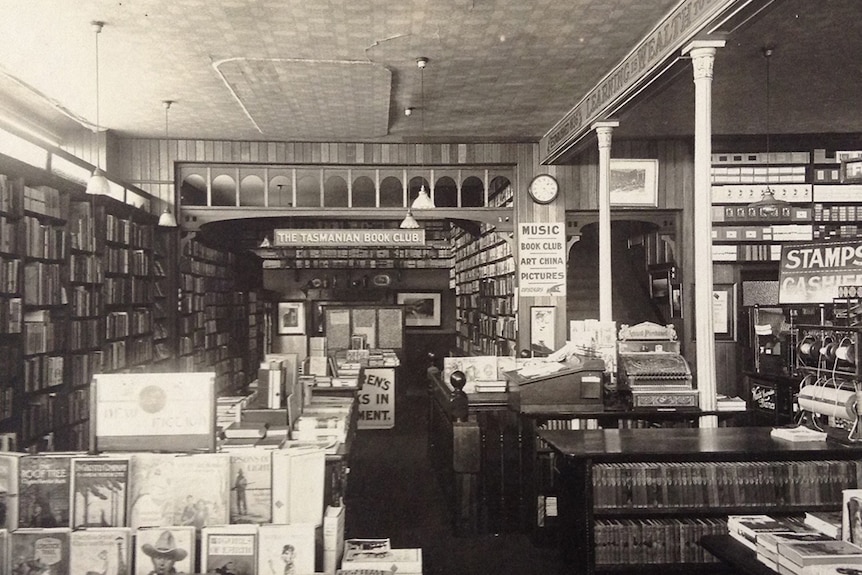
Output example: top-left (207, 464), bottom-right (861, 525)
top-left (806, 510), bottom-right (843, 540)
top-left (770, 426), bottom-right (828, 442)
top-left (729, 514), bottom-right (816, 551)
top-left (341, 547), bottom-right (422, 574)
top-left (777, 538), bottom-right (862, 574)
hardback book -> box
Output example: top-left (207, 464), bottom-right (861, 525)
top-left (728, 514), bottom-right (810, 551)
top-left (70, 527), bottom-right (132, 575)
top-left (801, 565), bottom-right (862, 574)
top-left (844, 489), bottom-right (862, 545)
top-left (322, 504), bottom-right (346, 575)
top-left (71, 456), bottom-right (130, 528)
top-left (340, 547), bottom-right (422, 574)
top-left (200, 524), bottom-right (258, 575)
top-left (257, 522), bottom-right (316, 575)
top-left (10, 527), bottom-right (72, 575)
top-left (778, 538), bottom-right (862, 569)
top-left (170, 453), bottom-right (231, 528)
top-left (128, 453), bottom-right (177, 528)
top-left (133, 526), bottom-right (196, 575)
top-left (17, 454), bottom-right (73, 528)
top-left (0, 452), bottom-right (21, 530)
top-left (759, 531), bottom-right (836, 555)
top-left (226, 448), bottom-right (273, 524)
top-left (805, 510), bottom-right (843, 540)
top-left (770, 426), bottom-right (828, 442)
top-left (271, 444), bottom-right (325, 526)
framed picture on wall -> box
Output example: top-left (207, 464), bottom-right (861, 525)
top-left (277, 301), bottom-right (306, 335)
top-left (610, 159), bottom-right (659, 206)
top-left (397, 292), bottom-right (441, 327)
top-left (530, 306), bottom-right (556, 356)
top-left (713, 283), bottom-right (737, 341)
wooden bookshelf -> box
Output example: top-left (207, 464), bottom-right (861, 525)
top-left (540, 427), bottom-right (862, 575)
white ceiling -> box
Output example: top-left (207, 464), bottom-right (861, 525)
top-left (0, 0), bottom-right (859, 147)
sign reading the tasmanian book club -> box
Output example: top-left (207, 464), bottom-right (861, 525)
top-left (518, 222), bottom-right (566, 297)
top-left (273, 228), bottom-right (425, 247)
top-left (779, 239), bottom-right (862, 303)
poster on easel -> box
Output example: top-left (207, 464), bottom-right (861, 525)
top-left (91, 372), bottom-right (217, 453)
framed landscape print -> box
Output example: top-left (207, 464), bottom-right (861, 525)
top-left (277, 301), bottom-right (306, 335)
top-left (397, 292), bottom-right (441, 327)
top-left (609, 159), bottom-right (659, 206)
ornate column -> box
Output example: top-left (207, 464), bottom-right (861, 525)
top-left (683, 39), bottom-right (725, 426)
top-left (592, 120), bottom-right (619, 323)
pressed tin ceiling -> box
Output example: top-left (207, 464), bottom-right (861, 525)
top-left (0, 0), bottom-right (859, 146)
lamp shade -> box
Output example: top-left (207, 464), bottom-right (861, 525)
top-left (85, 167), bottom-right (111, 196)
top-left (158, 208), bottom-right (177, 227)
top-left (411, 185), bottom-right (435, 209)
top-left (399, 209), bottom-right (420, 229)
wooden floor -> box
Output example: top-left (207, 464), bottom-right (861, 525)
top-left (343, 374), bottom-right (567, 575)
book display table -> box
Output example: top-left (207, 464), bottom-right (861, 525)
top-left (539, 427), bottom-right (862, 575)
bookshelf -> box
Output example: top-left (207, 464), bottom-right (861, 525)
top-left (540, 427), bottom-right (862, 575)
top-left (0, 174), bottom-right (23, 440)
top-left (152, 227), bottom-right (178, 370)
top-left (452, 183), bottom-right (515, 356)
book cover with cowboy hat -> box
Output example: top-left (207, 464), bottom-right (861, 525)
top-left (134, 526), bottom-right (195, 575)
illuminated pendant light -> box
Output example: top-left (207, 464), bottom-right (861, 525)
top-left (157, 100), bottom-right (178, 227)
top-left (399, 208), bottom-right (420, 229)
top-left (85, 21), bottom-right (111, 196)
top-left (400, 56), bottom-right (432, 228)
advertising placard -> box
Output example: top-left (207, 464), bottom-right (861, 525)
top-left (779, 239), bottom-right (862, 304)
top-left (357, 368), bottom-right (395, 430)
top-left (518, 222), bottom-right (566, 297)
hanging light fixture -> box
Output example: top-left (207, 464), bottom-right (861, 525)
top-left (748, 45), bottom-right (789, 217)
top-left (158, 100), bottom-right (178, 227)
top-left (85, 21), bottom-right (111, 196)
top-left (411, 56), bottom-right (435, 210)
top-left (399, 208), bottom-right (420, 229)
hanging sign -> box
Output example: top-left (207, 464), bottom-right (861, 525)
top-left (273, 228), bottom-right (425, 247)
top-left (779, 239), bottom-right (862, 304)
top-left (518, 222), bottom-right (566, 297)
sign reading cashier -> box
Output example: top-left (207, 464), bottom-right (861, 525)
top-left (779, 239), bottom-right (862, 304)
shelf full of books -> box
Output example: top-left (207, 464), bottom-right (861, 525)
top-left (452, 183), bottom-right (515, 356)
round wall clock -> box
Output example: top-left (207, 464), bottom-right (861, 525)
top-left (528, 174), bottom-right (559, 204)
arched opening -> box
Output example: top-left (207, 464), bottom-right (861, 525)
top-left (461, 176), bottom-right (485, 207)
top-left (324, 175), bottom-right (349, 207)
top-left (296, 173), bottom-right (321, 207)
top-left (211, 174), bottom-right (236, 206)
top-left (239, 174), bottom-right (265, 207)
top-left (435, 176), bottom-right (458, 208)
top-left (379, 176), bottom-right (403, 207)
top-left (352, 176), bottom-right (376, 207)
top-left (180, 174), bottom-right (207, 206)
top-left (269, 175), bottom-right (292, 207)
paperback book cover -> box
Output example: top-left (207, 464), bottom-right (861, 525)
top-left (133, 526), bottom-right (196, 575)
top-left (226, 448), bottom-right (272, 524)
top-left (69, 527), bottom-right (132, 575)
top-left (200, 524), bottom-right (258, 575)
top-left (128, 453), bottom-right (177, 529)
top-left (0, 452), bottom-right (21, 530)
top-left (10, 527), bottom-right (71, 575)
top-left (257, 522), bottom-right (316, 575)
top-left (71, 456), bottom-right (130, 528)
top-left (171, 453), bottom-right (230, 528)
top-left (18, 454), bottom-right (72, 528)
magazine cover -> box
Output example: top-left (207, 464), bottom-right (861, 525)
top-left (0, 453), bottom-right (21, 530)
top-left (170, 453), bottom-right (230, 528)
top-left (128, 453), bottom-right (177, 529)
top-left (200, 525), bottom-right (258, 575)
top-left (10, 527), bottom-right (71, 575)
top-left (134, 526), bottom-right (196, 575)
top-left (71, 457), bottom-right (130, 528)
top-left (257, 523), bottom-right (316, 575)
top-left (18, 455), bottom-right (72, 528)
top-left (70, 527), bottom-right (132, 575)
top-left (227, 449), bottom-right (272, 524)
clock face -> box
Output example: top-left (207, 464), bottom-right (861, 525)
top-left (529, 174), bottom-right (559, 204)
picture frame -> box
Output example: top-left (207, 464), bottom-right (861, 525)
top-left (713, 283), bottom-right (737, 341)
top-left (610, 159), bottom-right (659, 207)
top-left (277, 301), bottom-right (306, 335)
top-left (530, 306), bottom-right (557, 356)
top-left (841, 158), bottom-right (862, 183)
top-left (397, 292), bottom-right (441, 327)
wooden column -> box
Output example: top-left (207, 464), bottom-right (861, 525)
top-left (683, 40), bottom-right (725, 426)
top-left (592, 121), bottom-right (619, 323)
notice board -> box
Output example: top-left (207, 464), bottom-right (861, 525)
top-left (91, 372), bottom-right (216, 452)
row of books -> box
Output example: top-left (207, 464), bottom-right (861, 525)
top-left (0, 442), bottom-right (328, 532)
top-left (594, 517), bottom-right (724, 565)
top-left (728, 512), bottom-right (862, 574)
top-left (591, 460), bottom-right (860, 510)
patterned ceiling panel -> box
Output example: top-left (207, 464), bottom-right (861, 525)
top-left (214, 59), bottom-right (392, 139)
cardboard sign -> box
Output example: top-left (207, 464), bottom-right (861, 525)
top-left (518, 222), bottom-right (566, 297)
top-left (357, 368), bottom-right (395, 430)
top-left (779, 239), bottom-right (862, 304)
